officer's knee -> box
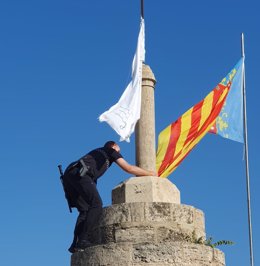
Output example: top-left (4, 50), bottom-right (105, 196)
top-left (93, 199), bottom-right (103, 209)
top-left (91, 198), bottom-right (103, 209)
top-left (79, 210), bottom-right (88, 219)
top-left (91, 194), bottom-right (103, 209)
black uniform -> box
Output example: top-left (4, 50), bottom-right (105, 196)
top-left (63, 147), bottom-right (123, 251)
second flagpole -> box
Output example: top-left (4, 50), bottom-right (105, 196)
top-left (241, 32), bottom-right (254, 266)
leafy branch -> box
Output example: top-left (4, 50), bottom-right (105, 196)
top-left (204, 237), bottom-right (234, 248)
top-left (184, 232), bottom-right (234, 248)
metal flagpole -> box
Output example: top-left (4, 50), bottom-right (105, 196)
top-left (141, 0), bottom-right (144, 18)
top-left (241, 32), bottom-right (254, 266)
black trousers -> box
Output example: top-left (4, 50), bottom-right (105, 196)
top-left (63, 168), bottom-right (103, 247)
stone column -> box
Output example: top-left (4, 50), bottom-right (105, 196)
top-left (135, 64), bottom-right (156, 172)
top-left (71, 61), bottom-right (226, 265)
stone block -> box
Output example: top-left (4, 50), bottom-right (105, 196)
top-left (112, 176), bottom-right (180, 204)
top-left (115, 225), bottom-right (156, 243)
top-left (71, 243), bottom-right (132, 266)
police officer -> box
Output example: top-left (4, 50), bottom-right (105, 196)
top-left (63, 141), bottom-right (156, 253)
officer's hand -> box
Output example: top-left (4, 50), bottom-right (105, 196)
top-left (149, 171), bottom-right (158, 177)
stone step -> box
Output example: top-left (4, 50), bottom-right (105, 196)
top-left (91, 202), bottom-right (205, 245)
top-left (71, 242), bottom-right (225, 266)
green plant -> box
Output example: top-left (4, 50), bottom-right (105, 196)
top-left (204, 237), bottom-right (234, 248)
top-left (185, 232), bottom-right (234, 248)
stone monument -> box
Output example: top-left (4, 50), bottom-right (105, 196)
top-left (71, 65), bottom-right (225, 266)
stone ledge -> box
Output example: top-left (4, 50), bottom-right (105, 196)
top-left (71, 242), bottom-right (225, 266)
top-left (100, 202), bottom-right (204, 229)
top-left (92, 221), bottom-right (205, 246)
top-left (90, 202), bottom-right (205, 246)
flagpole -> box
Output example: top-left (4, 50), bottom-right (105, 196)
top-left (141, 0), bottom-right (144, 18)
top-left (241, 32), bottom-right (254, 266)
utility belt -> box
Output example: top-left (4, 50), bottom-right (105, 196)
top-left (65, 159), bottom-right (92, 178)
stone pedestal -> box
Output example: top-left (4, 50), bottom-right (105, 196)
top-left (112, 176), bottom-right (180, 204)
top-left (71, 177), bottom-right (225, 266)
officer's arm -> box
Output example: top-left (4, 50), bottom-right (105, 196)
top-left (115, 158), bottom-right (157, 176)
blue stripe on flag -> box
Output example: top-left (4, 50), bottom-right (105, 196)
top-left (216, 58), bottom-right (244, 143)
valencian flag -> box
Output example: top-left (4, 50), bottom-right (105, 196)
top-left (209, 58), bottom-right (244, 143)
top-left (156, 58), bottom-right (244, 178)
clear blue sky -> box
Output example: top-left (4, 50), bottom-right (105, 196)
top-left (0, 1), bottom-right (259, 265)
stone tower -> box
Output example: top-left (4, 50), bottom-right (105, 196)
top-left (71, 65), bottom-right (225, 266)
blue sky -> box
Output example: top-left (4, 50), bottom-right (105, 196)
top-left (0, 1), bottom-right (259, 265)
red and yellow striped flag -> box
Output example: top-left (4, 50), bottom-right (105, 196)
top-left (156, 60), bottom-right (241, 178)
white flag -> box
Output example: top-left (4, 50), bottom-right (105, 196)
top-left (99, 18), bottom-right (145, 142)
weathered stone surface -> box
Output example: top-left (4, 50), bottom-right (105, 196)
top-left (100, 202), bottom-right (204, 232)
top-left (72, 199), bottom-right (224, 266)
top-left (71, 242), bottom-right (225, 266)
top-left (71, 243), bottom-right (132, 266)
top-left (90, 202), bottom-right (205, 246)
top-left (112, 176), bottom-right (180, 204)
top-left (132, 242), bottom-right (225, 265)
